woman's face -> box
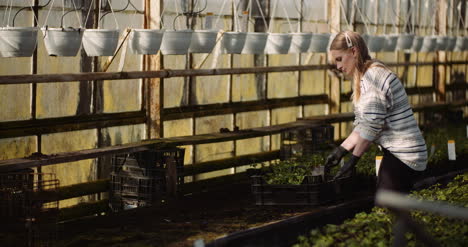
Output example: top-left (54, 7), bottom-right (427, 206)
top-left (330, 48), bottom-right (356, 76)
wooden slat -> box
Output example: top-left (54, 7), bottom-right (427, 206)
top-left (0, 65), bottom-right (330, 85)
top-left (184, 151), bottom-right (280, 176)
top-left (59, 199), bottom-right (109, 221)
top-left (163, 95), bottom-right (329, 121)
top-left (0, 111), bottom-right (146, 138)
top-left (57, 179), bottom-right (109, 201)
top-left (0, 62), bottom-right (466, 85)
top-left (0, 101), bottom-right (465, 172)
top-left (0, 121), bottom-right (316, 172)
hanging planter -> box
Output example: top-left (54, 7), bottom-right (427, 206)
top-left (189, 30), bottom-right (218, 53)
top-left (420, 36), bottom-right (437, 52)
top-left (435, 36), bottom-right (449, 51)
top-left (382, 34), bottom-right (398, 52)
top-left (222, 31), bottom-right (247, 54)
top-left (160, 30), bottom-right (193, 55)
top-left (309, 33), bottom-right (330, 53)
top-left (396, 33), bottom-right (415, 50)
top-left (454, 36), bottom-right (465, 51)
top-left (446, 36), bottom-right (457, 51)
top-left (82, 29), bottom-right (120, 56)
top-left (129, 29), bottom-right (164, 55)
top-left (241, 32), bottom-right (269, 54)
top-left (463, 36), bottom-right (468, 51)
top-left (367, 35), bottom-right (385, 52)
top-left (289, 33), bottom-right (312, 53)
top-left (411, 36), bottom-right (424, 52)
top-left (0, 27), bottom-right (38, 57)
top-left (42, 27), bottom-right (84, 56)
top-left (265, 33), bottom-right (292, 54)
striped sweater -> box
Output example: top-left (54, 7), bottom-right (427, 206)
top-left (353, 65), bottom-right (427, 171)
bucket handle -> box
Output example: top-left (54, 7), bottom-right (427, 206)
top-left (60, 0), bottom-right (85, 28)
top-left (12, 0), bottom-right (51, 27)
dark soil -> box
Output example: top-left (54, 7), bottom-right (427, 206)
top-left (57, 182), bottom-right (329, 247)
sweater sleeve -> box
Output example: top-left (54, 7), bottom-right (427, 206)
top-left (354, 67), bottom-right (394, 141)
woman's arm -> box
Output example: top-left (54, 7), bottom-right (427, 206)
top-left (340, 130), bottom-right (372, 157)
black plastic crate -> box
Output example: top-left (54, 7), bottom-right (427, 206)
top-left (110, 148), bottom-right (185, 211)
top-left (280, 125), bottom-right (334, 160)
top-left (0, 171), bottom-right (59, 246)
top-left (112, 148), bottom-right (185, 189)
top-left (251, 172), bottom-right (354, 206)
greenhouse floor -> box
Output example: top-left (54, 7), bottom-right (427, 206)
top-left (57, 181), bottom-right (375, 247)
top-left (51, 153), bottom-right (466, 247)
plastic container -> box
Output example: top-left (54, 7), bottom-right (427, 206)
top-left (160, 30), bottom-right (193, 55)
top-left (0, 27), bottom-right (38, 57)
top-left (42, 27), bottom-right (83, 56)
top-left (265, 33), bottom-right (292, 54)
top-left (242, 32), bottom-right (269, 54)
top-left (82, 29), bottom-right (120, 56)
top-left (129, 29), bottom-right (164, 55)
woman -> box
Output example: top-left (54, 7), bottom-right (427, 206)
top-left (325, 31), bottom-right (427, 193)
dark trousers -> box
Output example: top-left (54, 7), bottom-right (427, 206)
top-left (377, 149), bottom-right (421, 194)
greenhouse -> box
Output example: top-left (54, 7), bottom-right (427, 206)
top-left (0, 0), bottom-right (466, 246)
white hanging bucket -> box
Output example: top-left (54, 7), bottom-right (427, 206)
top-left (129, 29), bottom-right (164, 55)
top-left (309, 33), bottom-right (330, 53)
top-left (435, 36), bottom-right (449, 51)
top-left (160, 30), bottom-right (193, 55)
top-left (222, 31), bottom-right (247, 54)
top-left (463, 36), bottom-right (468, 51)
top-left (382, 34), bottom-right (398, 52)
top-left (189, 30), bottom-right (218, 53)
top-left (82, 29), bottom-right (120, 56)
top-left (265, 33), bottom-right (292, 54)
top-left (411, 36), bottom-right (424, 52)
top-left (396, 33), bottom-right (414, 51)
top-left (454, 36), bottom-right (465, 51)
top-left (367, 35), bottom-right (385, 52)
top-left (446, 37), bottom-right (457, 51)
top-left (420, 36), bottom-right (437, 52)
top-left (42, 27), bottom-right (83, 57)
top-left (289, 32), bottom-right (312, 53)
top-left (242, 32), bottom-right (269, 54)
top-left (0, 27), bottom-right (38, 57)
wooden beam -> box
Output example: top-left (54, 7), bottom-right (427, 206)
top-left (184, 151), bottom-right (280, 176)
top-left (436, 0), bottom-right (447, 102)
top-left (0, 65), bottom-right (330, 85)
top-left (145, 0), bottom-right (164, 139)
top-left (0, 62), bottom-right (466, 85)
top-left (328, 0), bottom-right (341, 114)
top-left (0, 101), bottom-right (465, 172)
top-left (0, 121), bottom-right (315, 172)
top-left (0, 111), bottom-right (146, 138)
top-left (163, 95), bottom-right (329, 121)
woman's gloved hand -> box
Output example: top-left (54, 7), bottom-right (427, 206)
top-left (333, 155), bottom-right (360, 180)
top-left (324, 146), bottom-right (349, 168)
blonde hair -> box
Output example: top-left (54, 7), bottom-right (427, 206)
top-left (329, 31), bottom-right (385, 103)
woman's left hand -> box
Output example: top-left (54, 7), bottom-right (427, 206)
top-left (333, 155), bottom-right (360, 180)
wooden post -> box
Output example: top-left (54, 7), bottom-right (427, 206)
top-left (436, 0), bottom-right (447, 102)
top-left (328, 0), bottom-right (341, 114)
top-left (145, 0), bottom-right (164, 139)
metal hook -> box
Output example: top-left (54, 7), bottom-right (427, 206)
top-left (60, 0), bottom-right (85, 28)
top-left (12, 0), bottom-right (53, 27)
top-left (99, 0), bottom-right (131, 22)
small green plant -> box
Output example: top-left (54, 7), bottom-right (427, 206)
top-left (294, 173), bottom-right (468, 247)
top-left (261, 153), bottom-right (327, 185)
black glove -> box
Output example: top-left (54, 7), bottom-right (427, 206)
top-left (333, 155), bottom-right (360, 180)
top-left (325, 146), bottom-right (349, 168)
